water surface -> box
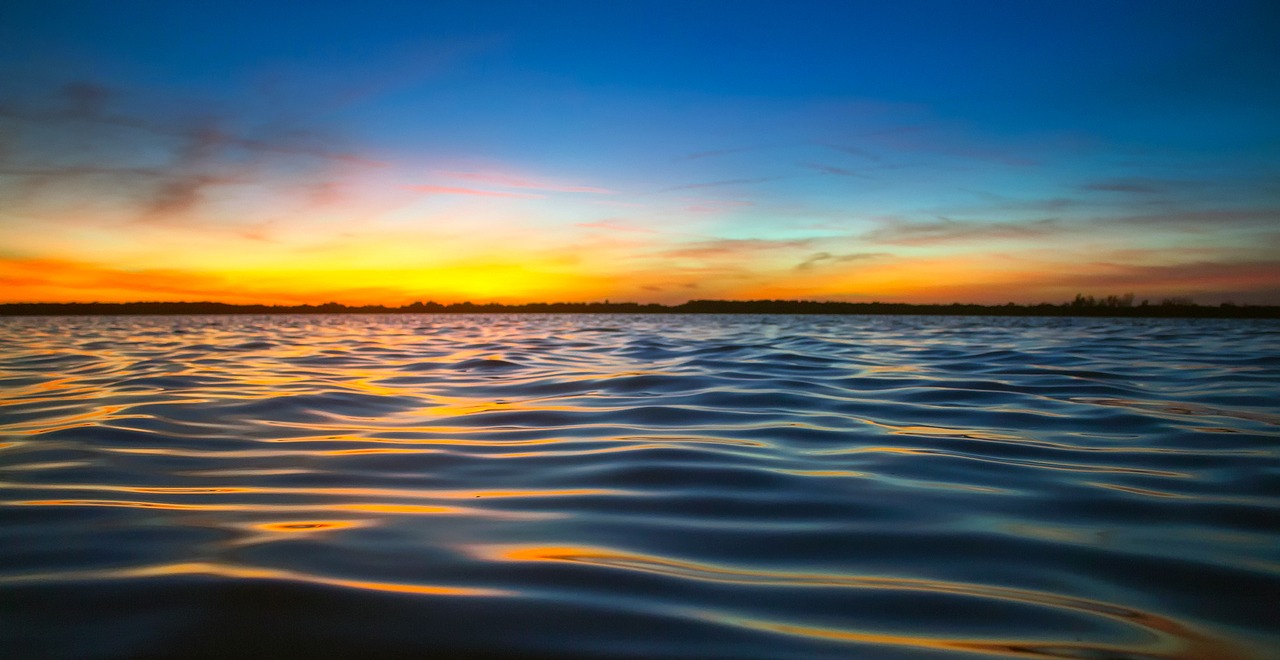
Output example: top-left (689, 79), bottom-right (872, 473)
top-left (2, 314), bottom-right (1278, 658)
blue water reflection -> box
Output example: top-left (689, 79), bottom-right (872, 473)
top-left (1, 314), bottom-right (1278, 658)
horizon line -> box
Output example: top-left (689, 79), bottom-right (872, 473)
top-left (3, 297), bottom-right (1278, 319)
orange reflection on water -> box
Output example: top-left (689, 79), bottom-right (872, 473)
top-left (129, 486), bottom-right (254, 494)
top-left (480, 545), bottom-right (1249, 660)
top-left (35, 376), bottom-right (76, 392)
top-left (885, 423), bottom-right (1025, 441)
top-left (775, 469), bottom-right (869, 478)
top-left (2, 461), bottom-right (89, 471)
top-left (2, 403), bottom-right (132, 433)
top-left (8, 497), bottom-right (547, 520)
top-left (332, 503), bottom-right (463, 515)
top-left (489, 441), bottom-right (733, 459)
top-left (14, 499), bottom-right (245, 511)
top-left (864, 365), bottom-right (922, 373)
top-left (181, 467), bottom-right (312, 477)
top-left (117, 562), bottom-right (505, 597)
top-left (461, 488), bottom-right (614, 499)
top-left (105, 447), bottom-right (323, 458)
top-left (0, 481), bottom-right (623, 501)
top-left (252, 520), bottom-right (366, 533)
top-left (816, 445), bottom-right (930, 456)
top-left (320, 447), bottom-right (436, 455)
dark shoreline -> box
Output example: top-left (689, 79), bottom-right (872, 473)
top-left (3, 300), bottom-right (1278, 318)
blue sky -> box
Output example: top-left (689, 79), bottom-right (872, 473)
top-left (2, 1), bottom-right (1278, 304)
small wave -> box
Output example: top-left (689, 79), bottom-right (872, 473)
top-left (1, 313), bottom-right (1278, 658)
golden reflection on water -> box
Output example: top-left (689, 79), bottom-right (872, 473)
top-left (2, 403), bottom-right (132, 433)
top-left (251, 520), bottom-right (366, 533)
top-left (225, 519), bottom-right (373, 546)
top-left (1, 460), bottom-right (88, 471)
top-left (332, 503), bottom-right (464, 514)
top-left (774, 469), bottom-right (869, 478)
top-left (7, 497), bottom-right (558, 520)
top-left (881, 423), bottom-right (1027, 441)
top-left (180, 467), bottom-right (312, 477)
top-left (479, 544), bottom-right (1250, 660)
top-left (3, 316), bottom-right (1277, 657)
top-left (0, 481), bottom-right (624, 500)
top-left (864, 365), bottom-right (922, 373)
top-left (0, 562), bottom-right (504, 598)
top-left (320, 447), bottom-right (435, 455)
top-left (15, 499), bottom-right (253, 511)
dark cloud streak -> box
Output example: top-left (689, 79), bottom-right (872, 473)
top-left (661, 238), bottom-right (812, 260)
top-left (795, 251), bottom-right (887, 271)
top-left (1, 79), bottom-right (379, 228)
top-left (801, 163), bottom-right (873, 179)
top-left (861, 217), bottom-right (1063, 246)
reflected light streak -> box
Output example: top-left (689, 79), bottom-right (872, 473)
top-left (6, 498), bottom-right (560, 520)
top-left (478, 545), bottom-right (1247, 660)
top-left (774, 469), bottom-right (869, 478)
top-left (332, 503), bottom-right (463, 515)
top-left (713, 615), bottom-right (1200, 660)
top-left (0, 481), bottom-right (625, 500)
top-left (251, 520), bottom-right (366, 533)
top-left (0, 404), bottom-right (132, 433)
top-left (813, 447), bottom-right (1191, 477)
top-left (0, 562), bottom-right (505, 598)
top-left (1089, 482), bottom-right (1190, 499)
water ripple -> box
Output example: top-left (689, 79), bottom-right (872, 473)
top-left (2, 314), bottom-right (1278, 659)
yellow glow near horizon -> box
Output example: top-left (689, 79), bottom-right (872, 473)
top-left (3, 178), bottom-right (1275, 306)
top-left (4, 244), bottom-right (1270, 306)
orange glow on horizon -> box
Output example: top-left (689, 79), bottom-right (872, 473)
top-left (8, 250), bottom-right (1270, 306)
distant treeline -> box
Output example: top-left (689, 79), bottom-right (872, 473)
top-left (2, 297), bottom-right (1278, 318)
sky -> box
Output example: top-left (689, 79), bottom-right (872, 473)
top-left (1, 0), bottom-right (1278, 305)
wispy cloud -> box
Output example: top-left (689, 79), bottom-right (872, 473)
top-left (658, 176), bottom-right (784, 193)
top-left (1102, 207), bottom-right (1280, 231)
top-left (683, 199), bottom-right (755, 214)
top-left (661, 238), bottom-right (812, 260)
top-left (140, 175), bottom-right (242, 219)
top-left (680, 144), bottom-right (781, 161)
top-left (862, 124), bottom-right (1038, 167)
top-left (862, 217), bottom-right (1063, 246)
top-left (575, 220), bottom-right (659, 234)
top-left (403, 185), bottom-right (543, 199)
top-left (800, 163), bottom-right (873, 179)
top-left (0, 79), bottom-right (384, 230)
top-left (0, 82), bottom-right (385, 167)
top-left (640, 281), bottom-right (701, 293)
top-left (1078, 178), bottom-right (1185, 194)
top-left (436, 170), bottom-right (612, 194)
top-left (823, 144), bottom-right (883, 161)
top-left (794, 251), bottom-right (887, 271)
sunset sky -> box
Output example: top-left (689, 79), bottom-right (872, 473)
top-left (2, 1), bottom-right (1278, 305)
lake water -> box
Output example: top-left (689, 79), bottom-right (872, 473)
top-left (2, 314), bottom-right (1278, 659)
